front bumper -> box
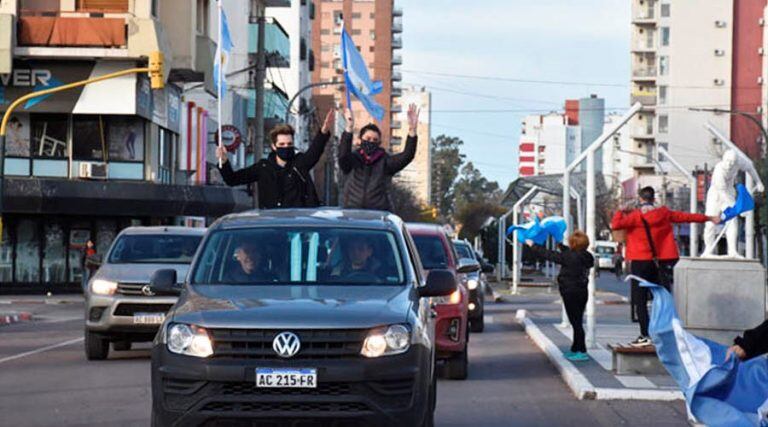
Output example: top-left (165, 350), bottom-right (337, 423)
top-left (151, 344), bottom-right (431, 427)
top-left (433, 300), bottom-right (467, 357)
top-left (468, 287), bottom-right (484, 320)
top-left (85, 294), bottom-right (177, 339)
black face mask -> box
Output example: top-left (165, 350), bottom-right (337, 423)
top-left (361, 140), bottom-right (380, 155)
top-left (276, 147), bottom-right (296, 161)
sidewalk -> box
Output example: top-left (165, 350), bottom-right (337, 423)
top-left (0, 294), bottom-right (83, 326)
top-left (500, 283), bottom-right (684, 402)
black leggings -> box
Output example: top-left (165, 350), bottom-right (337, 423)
top-left (630, 260), bottom-right (675, 337)
top-left (561, 289), bottom-right (588, 353)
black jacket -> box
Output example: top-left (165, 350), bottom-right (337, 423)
top-left (338, 131), bottom-right (417, 211)
top-left (734, 319), bottom-right (768, 360)
top-left (218, 131), bottom-right (330, 209)
top-left (527, 244), bottom-right (594, 292)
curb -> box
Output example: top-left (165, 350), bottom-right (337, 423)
top-left (0, 312), bottom-right (33, 326)
top-left (516, 309), bottom-right (684, 402)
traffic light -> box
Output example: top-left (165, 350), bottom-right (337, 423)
top-left (149, 51), bottom-right (164, 90)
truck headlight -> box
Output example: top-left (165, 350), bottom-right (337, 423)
top-left (467, 279), bottom-right (479, 290)
top-left (91, 279), bottom-right (118, 295)
top-left (361, 324), bottom-right (410, 358)
top-left (166, 323), bottom-right (213, 358)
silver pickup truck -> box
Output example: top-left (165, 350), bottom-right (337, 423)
top-left (84, 226), bottom-right (205, 360)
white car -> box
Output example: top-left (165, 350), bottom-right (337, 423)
top-left (594, 241), bottom-right (618, 270)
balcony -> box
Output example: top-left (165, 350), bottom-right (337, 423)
top-left (630, 90), bottom-right (657, 106)
top-left (393, 7), bottom-right (403, 17)
top-left (631, 124), bottom-right (655, 139)
top-left (249, 18), bottom-right (290, 68)
top-left (632, 7), bottom-right (656, 24)
top-left (632, 67), bottom-right (657, 80)
top-left (632, 37), bottom-right (656, 52)
top-left (393, 17), bottom-right (403, 33)
top-left (392, 36), bottom-right (403, 49)
top-left (392, 120), bottom-right (403, 129)
top-left (264, 0), bottom-right (291, 6)
top-left (392, 70), bottom-right (402, 81)
top-left (391, 104), bottom-right (402, 113)
top-left (392, 54), bottom-right (402, 65)
top-left (391, 87), bottom-right (402, 97)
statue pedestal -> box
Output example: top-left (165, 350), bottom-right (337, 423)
top-left (673, 257), bottom-right (767, 344)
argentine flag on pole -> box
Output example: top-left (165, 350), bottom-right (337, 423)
top-left (341, 27), bottom-right (384, 121)
top-left (633, 277), bottom-right (768, 426)
top-left (214, 2), bottom-right (234, 95)
top-left (506, 216), bottom-right (567, 245)
top-left (721, 183), bottom-right (755, 222)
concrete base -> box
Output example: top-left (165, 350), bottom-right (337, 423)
top-left (612, 351), bottom-right (667, 376)
top-left (674, 257), bottom-right (767, 344)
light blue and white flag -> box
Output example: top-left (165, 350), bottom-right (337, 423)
top-left (633, 277), bottom-right (768, 427)
top-left (506, 216), bottom-right (567, 245)
top-left (341, 27), bottom-right (384, 121)
top-left (214, 3), bottom-right (234, 95)
top-left (721, 183), bottom-right (755, 222)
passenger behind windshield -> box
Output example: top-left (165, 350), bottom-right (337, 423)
top-left (330, 239), bottom-right (383, 282)
top-left (228, 242), bottom-right (278, 283)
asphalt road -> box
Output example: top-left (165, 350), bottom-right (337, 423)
top-left (0, 298), bottom-right (687, 427)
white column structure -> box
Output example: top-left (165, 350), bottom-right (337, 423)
top-left (511, 187), bottom-right (540, 294)
top-left (562, 102), bottom-right (642, 349)
top-left (658, 146), bottom-right (699, 257)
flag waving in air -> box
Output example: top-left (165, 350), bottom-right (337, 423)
top-left (721, 184), bottom-right (755, 222)
top-left (506, 216), bottom-right (567, 245)
top-left (341, 27), bottom-right (384, 121)
top-left (214, 3), bottom-right (234, 94)
top-left (634, 277), bottom-right (768, 427)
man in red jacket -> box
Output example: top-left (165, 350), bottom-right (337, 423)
top-left (611, 186), bottom-right (720, 347)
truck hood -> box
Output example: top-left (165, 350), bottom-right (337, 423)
top-left (171, 285), bottom-right (413, 329)
top-left (93, 263), bottom-right (191, 283)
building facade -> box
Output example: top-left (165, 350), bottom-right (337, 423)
top-left (0, 0), bottom-right (253, 293)
top-left (391, 85), bottom-right (430, 205)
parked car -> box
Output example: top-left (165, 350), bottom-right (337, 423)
top-left (407, 223), bottom-right (477, 380)
top-left (594, 240), bottom-right (618, 270)
top-left (150, 209), bottom-right (456, 426)
top-left (453, 240), bottom-right (488, 333)
top-left (84, 226), bottom-right (205, 360)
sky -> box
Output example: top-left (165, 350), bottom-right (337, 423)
top-left (398, 0), bottom-right (631, 189)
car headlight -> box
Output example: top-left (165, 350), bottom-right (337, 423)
top-left (361, 324), bottom-right (410, 358)
top-left (449, 289), bottom-right (462, 304)
top-left (166, 323), bottom-right (213, 358)
top-left (467, 279), bottom-right (479, 290)
top-left (91, 279), bottom-right (117, 295)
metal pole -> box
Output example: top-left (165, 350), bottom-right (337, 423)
top-left (253, 8), bottom-right (267, 209)
top-left (511, 187), bottom-right (539, 294)
top-left (658, 146), bottom-right (699, 257)
top-left (497, 215), bottom-right (505, 282)
top-left (747, 174), bottom-right (755, 258)
top-left (284, 81), bottom-right (346, 123)
top-left (586, 150), bottom-right (597, 349)
top-left (217, 0), bottom-right (223, 169)
top-left (563, 172), bottom-right (571, 237)
top-left (0, 134), bottom-right (5, 237)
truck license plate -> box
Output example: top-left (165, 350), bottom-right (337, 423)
top-left (133, 312), bottom-right (165, 325)
top-left (256, 368), bottom-right (317, 388)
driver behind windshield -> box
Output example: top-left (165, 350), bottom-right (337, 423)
top-left (228, 242), bottom-right (277, 283)
top-left (331, 238), bottom-right (383, 280)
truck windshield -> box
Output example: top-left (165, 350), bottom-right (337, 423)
top-left (412, 235), bottom-right (449, 270)
top-left (191, 227), bottom-right (405, 285)
top-left (454, 243), bottom-right (474, 260)
top-left (108, 234), bottom-right (202, 264)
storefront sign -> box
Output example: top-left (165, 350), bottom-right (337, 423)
top-left (215, 125), bottom-right (243, 152)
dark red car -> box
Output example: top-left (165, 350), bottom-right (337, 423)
top-left (407, 223), bottom-right (477, 380)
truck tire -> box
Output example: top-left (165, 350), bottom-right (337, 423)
top-left (85, 330), bottom-right (109, 360)
top-left (445, 345), bottom-right (468, 380)
top-left (470, 314), bottom-right (485, 333)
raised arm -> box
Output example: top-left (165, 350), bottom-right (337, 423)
top-left (216, 145), bottom-right (260, 186)
top-left (526, 242), bottom-right (566, 265)
top-left (669, 209), bottom-right (715, 224)
top-left (611, 209), bottom-right (639, 230)
top-left (338, 111), bottom-right (357, 174)
top-left (296, 109), bottom-right (334, 170)
top-left (386, 103), bottom-right (420, 174)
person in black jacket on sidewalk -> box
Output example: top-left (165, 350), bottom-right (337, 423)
top-left (338, 104), bottom-right (419, 211)
top-left (727, 319), bottom-right (768, 361)
top-left (526, 230), bottom-right (595, 362)
top-left (215, 109), bottom-right (335, 209)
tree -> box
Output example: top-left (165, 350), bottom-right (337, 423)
top-left (390, 182), bottom-right (432, 222)
top-left (455, 202), bottom-right (506, 240)
top-left (453, 162), bottom-right (502, 208)
top-left (430, 135), bottom-right (465, 220)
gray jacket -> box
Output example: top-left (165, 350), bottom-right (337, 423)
top-left (338, 131), bottom-right (417, 211)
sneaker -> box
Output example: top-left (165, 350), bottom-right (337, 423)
top-left (565, 352), bottom-right (589, 362)
top-left (629, 336), bottom-right (652, 347)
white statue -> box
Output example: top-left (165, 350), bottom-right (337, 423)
top-left (703, 149), bottom-right (764, 257)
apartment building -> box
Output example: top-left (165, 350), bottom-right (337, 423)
top-left (0, 0), bottom-right (256, 293)
top-left (391, 85), bottom-right (430, 205)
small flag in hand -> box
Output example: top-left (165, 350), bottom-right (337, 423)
top-left (721, 184), bottom-right (754, 222)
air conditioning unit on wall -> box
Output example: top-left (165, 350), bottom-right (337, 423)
top-left (79, 162), bottom-right (108, 180)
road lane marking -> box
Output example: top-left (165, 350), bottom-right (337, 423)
top-left (0, 337), bottom-right (83, 365)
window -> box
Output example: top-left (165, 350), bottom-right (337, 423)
top-left (659, 55), bottom-right (669, 75)
top-left (77, 0), bottom-right (129, 12)
top-left (369, 12), bottom-right (375, 19)
top-left (320, 29), bottom-right (330, 35)
top-left (0, 225), bottom-right (10, 283)
top-left (321, 44), bottom-right (331, 52)
top-left (108, 117), bottom-right (145, 161)
top-left (73, 116), bottom-right (107, 161)
top-left (352, 29), bottom-right (361, 35)
top-left (352, 12), bottom-right (361, 18)
top-left (454, 243), bottom-right (474, 260)
top-left (659, 85), bottom-right (667, 104)
top-left (333, 11), bottom-right (343, 25)
top-left (192, 228), bottom-right (405, 285)
top-left (42, 222), bottom-right (66, 284)
top-left (15, 219), bottom-right (40, 284)
top-left (369, 46), bottom-right (375, 52)
top-left (369, 30), bottom-right (376, 40)
top-left (31, 115), bottom-right (67, 158)
top-left (159, 128), bottom-right (174, 184)
top-left (658, 114), bottom-right (669, 133)
top-left (320, 61), bottom-right (330, 68)
top-left (196, 0), bottom-right (210, 35)
top-left (108, 234), bottom-right (202, 264)
top-left (661, 27), bottom-right (670, 46)
top-left (412, 235), bottom-right (449, 270)
top-left (6, 114), bottom-right (31, 157)
top-left (661, 3), bottom-right (670, 17)
top-left (19, 0), bottom-right (60, 11)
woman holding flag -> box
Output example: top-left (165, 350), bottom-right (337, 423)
top-left (338, 105), bottom-right (419, 211)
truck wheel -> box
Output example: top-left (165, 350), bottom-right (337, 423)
top-left (85, 330), bottom-right (109, 360)
top-left (113, 341), bottom-right (131, 351)
top-left (445, 346), bottom-right (468, 380)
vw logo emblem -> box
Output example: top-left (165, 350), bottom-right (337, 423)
top-left (141, 285), bottom-right (155, 296)
top-left (272, 332), bottom-right (301, 358)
